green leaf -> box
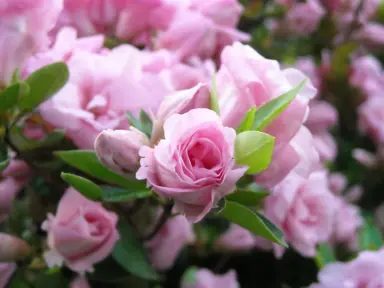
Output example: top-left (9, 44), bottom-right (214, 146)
top-left (236, 107), bottom-right (256, 134)
top-left (126, 111), bottom-right (152, 138)
top-left (331, 43), bottom-right (358, 79)
top-left (226, 188), bottom-right (269, 207)
top-left (19, 62), bottom-right (69, 111)
top-left (0, 82), bottom-right (29, 112)
top-left (33, 270), bottom-right (69, 288)
top-left (252, 79), bottom-right (307, 131)
top-left (235, 131), bottom-right (275, 174)
top-left (218, 201), bottom-right (287, 247)
top-left (103, 187), bottom-right (152, 203)
top-left (0, 142), bottom-right (9, 172)
top-left (315, 243), bottom-right (336, 269)
top-left (61, 172), bottom-right (103, 201)
top-left (55, 150), bottom-right (145, 190)
top-left (113, 220), bottom-right (161, 281)
top-left (210, 74), bottom-right (220, 115)
top-left (359, 213), bottom-right (383, 251)
top-left (181, 267), bottom-right (198, 285)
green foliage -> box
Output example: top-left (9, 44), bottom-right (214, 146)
top-left (315, 244), bottom-right (336, 268)
top-left (113, 220), bottom-right (161, 281)
top-left (102, 186), bottom-right (152, 203)
top-left (126, 110), bottom-right (153, 138)
top-left (218, 201), bottom-right (287, 247)
top-left (226, 188), bottom-right (269, 207)
top-left (236, 107), bottom-right (256, 134)
top-left (19, 62), bottom-right (69, 111)
top-left (235, 131), bottom-right (275, 174)
top-left (61, 172), bottom-right (103, 201)
top-left (210, 74), bottom-right (220, 115)
top-left (0, 141), bottom-right (10, 171)
top-left (359, 212), bottom-right (383, 251)
top-left (0, 82), bottom-right (29, 112)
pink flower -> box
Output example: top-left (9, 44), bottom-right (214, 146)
top-left (294, 56), bottom-right (321, 91)
top-left (216, 42), bottom-right (318, 187)
top-left (285, 0), bottom-right (326, 35)
top-left (264, 171), bottom-right (337, 257)
top-left (71, 276), bottom-right (91, 288)
top-left (0, 263), bottom-right (16, 288)
top-left (42, 188), bottom-right (119, 273)
top-left (215, 224), bottom-right (256, 252)
top-left (95, 128), bottom-right (150, 176)
top-left (355, 22), bottom-right (384, 47)
top-left (155, 2), bottom-right (249, 60)
top-left (358, 95), bottom-right (384, 144)
top-left (0, 0), bottom-right (63, 86)
top-left (352, 148), bottom-right (378, 168)
top-left (137, 108), bottom-right (247, 222)
top-left (0, 233), bottom-right (31, 262)
top-left (328, 172), bottom-right (347, 195)
top-left (146, 215), bottom-right (195, 270)
top-left (181, 269), bottom-right (239, 288)
top-left (39, 44), bottom-right (171, 149)
top-left (350, 55), bottom-right (384, 98)
top-left (310, 249), bottom-right (384, 288)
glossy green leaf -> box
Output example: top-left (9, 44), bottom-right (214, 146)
top-left (33, 270), bottom-right (69, 288)
top-left (359, 213), bottom-right (383, 251)
top-left (252, 79), bottom-right (307, 131)
top-left (218, 201), bottom-right (287, 247)
top-left (315, 243), bottom-right (336, 269)
top-left (126, 110), bottom-right (152, 138)
top-left (55, 150), bottom-right (145, 190)
top-left (181, 267), bottom-right (198, 286)
top-left (19, 62), bottom-right (69, 111)
top-left (0, 142), bottom-right (9, 172)
top-left (235, 131), bottom-right (275, 174)
top-left (236, 107), bottom-right (256, 134)
top-left (210, 74), bottom-right (220, 115)
top-left (226, 188), bottom-right (269, 206)
top-left (61, 172), bottom-right (103, 201)
top-left (103, 187), bottom-right (152, 203)
top-left (0, 82), bottom-right (29, 112)
top-left (113, 220), bottom-right (161, 280)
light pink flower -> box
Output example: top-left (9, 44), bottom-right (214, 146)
top-left (42, 188), bottom-right (119, 273)
top-left (352, 148), bottom-right (378, 168)
top-left (181, 269), bottom-right (239, 288)
top-left (264, 171), bottom-right (337, 257)
top-left (358, 95), bottom-right (384, 144)
top-left (71, 276), bottom-right (91, 288)
top-left (294, 56), bottom-right (321, 91)
top-left (215, 224), bottom-right (256, 252)
top-left (146, 215), bottom-right (195, 270)
top-left (0, 0), bottom-right (63, 86)
top-left (328, 172), bottom-right (347, 195)
top-left (285, 0), bottom-right (326, 35)
top-left (155, 2), bottom-right (249, 60)
top-left (95, 128), bottom-right (150, 176)
top-left (310, 249), bottom-right (384, 288)
top-left (0, 263), bottom-right (16, 288)
top-left (137, 108), bottom-right (247, 222)
top-left (355, 22), bottom-right (384, 47)
top-left (217, 42), bottom-right (318, 188)
top-left (39, 44), bottom-right (171, 149)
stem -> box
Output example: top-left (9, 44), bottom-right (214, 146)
top-left (142, 201), bottom-right (174, 241)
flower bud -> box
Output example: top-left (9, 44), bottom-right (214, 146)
top-left (0, 233), bottom-right (31, 262)
top-left (95, 128), bottom-right (150, 176)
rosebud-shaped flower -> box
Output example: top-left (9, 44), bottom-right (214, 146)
top-left (0, 263), bottom-right (16, 288)
top-left (151, 83), bottom-right (211, 144)
top-left (146, 215), bottom-right (195, 270)
top-left (0, 0), bottom-right (63, 86)
top-left (42, 188), bottom-right (119, 273)
top-left (181, 269), bottom-right (239, 288)
top-left (95, 128), bottom-right (150, 176)
top-left (265, 171), bottom-right (337, 257)
top-left (215, 224), bottom-right (256, 252)
top-left (0, 233), bottom-right (31, 262)
top-left (137, 108), bottom-right (247, 222)
top-left (310, 249), bottom-right (384, 288)
top-left (71, 276), bottom-right (91, 288)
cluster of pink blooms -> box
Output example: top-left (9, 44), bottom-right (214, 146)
top-left (0, 0), bottom-right (383, 287)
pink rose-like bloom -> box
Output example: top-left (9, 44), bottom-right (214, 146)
top-left (294, 56), bottom-right (321, 91)
top-left (328, 172), bottom-right (347, 195)
top-left (39, 44), bottom-right (171, 149)
top-left (181, 269), bottom-right (239, 288)
top-left (0, 263), bottom-right (16, 288)
top-left (355, 22), bottom-right (384, 47)
top-left (71, 276), bottom-right (91, 288)
top-left (285, 0), bottom-right (326, 35)
top-left (95, 128), bottom-right (150, 176)
top-left (358, 95), bottom-right (384, 144)
top-left (217, 42), bottom-right (318, 188)
top-left (155, 1), bottom-right (249, 60)
top-left (137, 108), bottom-right (247, 222)
top-left (215, 224), bottom-right (256, 252)
top-left (310, 249), bottom-right (384, 288)
top-left (265, 171), bottom-right (336, 257)
top-left (146, 215), bottom-right (195, 270)
top-left (352, 148), bottom-right (378, 168)
top-left (350, 55), bottom-right (384, 98)
top-left (0, 0), bottom-right (63, 86)
top-left (42, 188), bottom-right (119, 273)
